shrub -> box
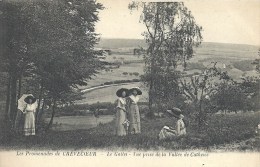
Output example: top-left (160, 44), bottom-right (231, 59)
top-left (122, 72), bottom-right (128, 75)
top-left (186, 62), bottom-right (205, 70)
top-left (233, 60), bottom-right (254, 71)
top-left (133, 72), bottom-right (139, 76)
top-left (132, 79), bottom-right (140, 82)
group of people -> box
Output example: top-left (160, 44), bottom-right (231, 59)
top-left (115, 87), bottom-right (142, 136)
top-left (16, 88), bottom-right (187, 141)
top-left (114, 87), bottom-right (187, 140)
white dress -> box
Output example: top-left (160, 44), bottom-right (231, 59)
top-left (24, 104), bottom-right (36, 136)
top-left (126, 95), bottom-right (141, 134)
top-left (158, 119), bottom-right (186, 140)
top-left (115, 98), bottom-right (127, 136)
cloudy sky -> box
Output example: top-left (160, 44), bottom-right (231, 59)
top-left (96, 0), bottom-right (260, 46)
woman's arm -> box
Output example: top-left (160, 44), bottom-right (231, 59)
top-left (22, 105), bottom-right (27, 114)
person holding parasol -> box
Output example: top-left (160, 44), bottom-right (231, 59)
top-left (18, 94), bottom-right (38, 136)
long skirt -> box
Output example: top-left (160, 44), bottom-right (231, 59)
top-left (24, 111), bottom-right (35, 136)
top-left (115, 109), bottom-right (127, 136)
top-left (158, 127), bottom-right (177, 140)
top-left (128, 104), bottom-right (141, 134)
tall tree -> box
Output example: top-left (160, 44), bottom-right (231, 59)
top-left (0, 0), bottom-right (104, 130)
top-left (129, 2), bottom-right (202, 115)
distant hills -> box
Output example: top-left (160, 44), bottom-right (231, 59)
top-left (96, 38), bottom-right (259, 60)
top-left (97, 38), bottom-right (259, 50)
top-left (97, 38), bottom-right (147, 49)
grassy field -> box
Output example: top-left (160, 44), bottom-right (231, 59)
top-left (77, 82), bottom-right (148, 104)
top-left (76, 41), bottom-right (260, 104)
top-left (1, 111), bottom-right (259, 151)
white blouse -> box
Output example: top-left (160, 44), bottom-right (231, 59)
top-left (128, 95), bottom-right (139, 104)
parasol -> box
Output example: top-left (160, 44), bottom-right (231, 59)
top-left (18, 94), bottom-right (38, 113)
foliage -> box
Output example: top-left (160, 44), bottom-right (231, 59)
top-left (129, 2), bottom-right (202, 113)
top-left (232, 60), bottom-right (255, 71)
top-left (103, 79), bottom-right (140, 85)
top-left (178, 63), bottom-right (235, 130)
top-left (0, 0), bottom-right (104, 130)
top-left (251, 48), bottom-right (260, 73)
top-left (210, 82), bottom-right (248, 113)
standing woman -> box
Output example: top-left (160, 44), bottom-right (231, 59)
top-left (126, 87), bottom-right (142, 134)
top-left (23, 95), bottom-right (37, 136)
top-left (115, 88), bottom-right (129, 136)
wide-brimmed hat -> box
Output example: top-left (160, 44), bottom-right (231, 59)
top-left (116, 88), bottom-right (129, 97)
top-left (129, 87), bottom-right (142, 95)
top-left (24, 95), bottom-right (37, 104)
top-left (166, 107), bottom-right (183, 118)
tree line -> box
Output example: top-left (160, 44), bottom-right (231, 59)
top-left (0, 0), bottom-right (104, 131)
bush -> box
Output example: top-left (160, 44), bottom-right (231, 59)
top-left (233, 60), bottom-right (254, 71)
top-left (133, 72), bottom-right (139, 76)
top-left (104, 81), bottom-right (113, 85)
top-left (186, 62), bottom-right (205, 70)
top-left (132, 79), bottom-right (140, 82)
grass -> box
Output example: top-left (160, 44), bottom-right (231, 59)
top-left (77, 82), bottom-right (148, 104)
top-left (0, 111), bottom-right (259, 151)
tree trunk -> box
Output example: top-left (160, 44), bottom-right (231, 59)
top-left (36, 98), bottom-right (45, 125)
top-left (198, 88), bottom-right (204, 132)
top-left (36, 98), bottom-right (45, 133)
top-left (9, 75), bottom-right (18, 126)
top-left (5, 75), bottom-right (11, 120)
top-left (17, 75), bottom-right (22, 102)
top-left (148, 80), bottom-right (154, 113)
top-left (46, 99), bottom-right (56, 131)
top-left (36, 83), bottom-right (43, 122)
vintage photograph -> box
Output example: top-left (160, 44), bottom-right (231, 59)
top-left (0, 0), bottom-right (259, 162)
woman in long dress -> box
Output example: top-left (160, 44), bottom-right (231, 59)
top-left (115, 88), bottom-right (128, 136)
top-left (23, 95), bottom-right (37, 136)
top-left (159, 108), bottom-right (187, 140)
top-left (126, 87), bottom-right (142, 134)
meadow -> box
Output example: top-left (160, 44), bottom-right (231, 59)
top-left (1, 111), bottom-right (259, 151)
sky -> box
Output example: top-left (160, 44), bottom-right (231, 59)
top-left (95, 0), bottom-right (260, 46)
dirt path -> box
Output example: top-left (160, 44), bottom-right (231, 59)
top-left (81, 82), bottom-right (140, 93)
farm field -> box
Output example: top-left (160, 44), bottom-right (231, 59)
top-left (77, 82), bottom-right (148, 104)
top-left (76, 41), bottom-right (259, 104)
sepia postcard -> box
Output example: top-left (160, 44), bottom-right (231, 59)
top-left (0, 0), bottom-right (259, 166)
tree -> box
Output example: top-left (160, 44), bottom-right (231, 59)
top-left (0, 1), bottom-right (38, 125)
top-left (251, 48), bottom-right (260, 73)
top-left (129, 2), bottom-right (202, 115)
top-left (0, 0), bottom-right (104, 131)
top-left (179, 63), bottom-right (234, 130)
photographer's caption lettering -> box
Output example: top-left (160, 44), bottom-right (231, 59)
top-left (17, 151), bottom-right (208, 157)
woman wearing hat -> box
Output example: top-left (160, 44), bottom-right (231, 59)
top-left (126, 87), bottom-right (142, 134)
top-left (23, 95), bottom-right (37, 136)
top-left (115, 88), bottom-right (129, 136)
top-left (158, 108), bottom-right (187, 140)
